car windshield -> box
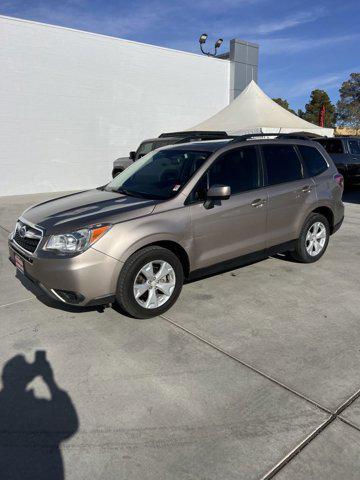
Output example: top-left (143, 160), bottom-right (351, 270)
top-left (137, 141), bottom-right (154, 157)
top-left (105, 148), bottom-right (211, 199)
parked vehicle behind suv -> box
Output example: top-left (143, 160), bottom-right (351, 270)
top-left (9, 135), bottom-right (344, 319)
top-left (314, 136), bottom-right (360, 187)
top-left (112, 131), bottom-right (229, 177)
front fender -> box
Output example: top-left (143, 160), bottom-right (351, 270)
top-left (93, 206), bottom-right (193, 267)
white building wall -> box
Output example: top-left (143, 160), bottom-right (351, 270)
top-left (0, 16), bottom-right (230, 196)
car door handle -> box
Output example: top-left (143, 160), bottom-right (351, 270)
top-left (251, 198), bottom-right (266, 208)
top-left (300, 185), bottom-right (312, 193)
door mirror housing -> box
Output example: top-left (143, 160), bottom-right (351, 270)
top-left (129, 151), bottom-right (136, 161)
top-left (204, 184), bottom-right (231, 209)
top-left (207, 184), bottom-right (231, 200)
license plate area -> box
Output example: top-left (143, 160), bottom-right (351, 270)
top-left (14, 253), bottom-right (25, 274)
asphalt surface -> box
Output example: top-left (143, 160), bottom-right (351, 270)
top-left (0, 189), bottom-right (359, 480)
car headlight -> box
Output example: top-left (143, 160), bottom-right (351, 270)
top-left (44, 224), bottom-right (111, 254)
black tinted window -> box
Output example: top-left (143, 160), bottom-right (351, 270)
top-left (262, 144), bottom-right (303, 185)
top-left (208, 147), bottom-right (260, 194)
top-left (153, 139), bottom-right (177, 150)
top-left (348, 140), bottom-right (360, 155)
top-left (317, 139), bottom-right (344, 154)
top-left (137, 141), bottom-right (154, 157)
top-left (298, 145), bottom-right (328, 177)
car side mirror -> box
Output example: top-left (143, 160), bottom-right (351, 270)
top-left (129, 151), bottom-right (136, 161)
top-left (204, 184), bottom-right (231, 209)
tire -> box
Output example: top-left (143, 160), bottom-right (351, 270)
top-left (116, 246), bottom-right (184, 319)
top-left (112, 169), bottom-right (123, 178)
top-left (289, 213), bottom-right (330, 263)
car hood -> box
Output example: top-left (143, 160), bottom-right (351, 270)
top-left (21, 189), bottom-right (158, 234)
top-left (113, 156), bottom-right (132, 167)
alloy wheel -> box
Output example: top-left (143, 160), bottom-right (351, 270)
top-left (133, 260), bottom-right (176, 309)
top-left (305, 221), bottom-right (327, 257)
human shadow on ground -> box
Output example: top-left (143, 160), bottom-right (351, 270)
top-left (0, 351), bottom-right (78, 480)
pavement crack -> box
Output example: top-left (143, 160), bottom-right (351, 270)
top-left (0, 224), bottom-right (11, 233)
top-left (334, 387), bottom-right (360, 416)
top-left (160, 315), bottom-right (360, 479)
top-left (338, 416), bottom-right (360, 433)
top-left (0, 298), bottom-right (34, 309)
top-left (160, 314), bottom-right (331, 414)
top-left (259, 416), bottom-right (333, 480)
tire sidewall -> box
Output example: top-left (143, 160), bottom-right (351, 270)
top-left (298, 213), bottom-right (330, 263)
top-left (117, 247), bottom-right (184, 319)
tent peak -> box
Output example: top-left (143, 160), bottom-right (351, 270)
top-left (187, 81), bottom-right (334, 137)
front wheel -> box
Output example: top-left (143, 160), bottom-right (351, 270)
top-left (116, 246), bottom-right (184, 319)
top-left (289, 213), bottom-right (330, 263)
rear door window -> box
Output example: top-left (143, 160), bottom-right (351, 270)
top-left (298, 145), bottom-right (328, 177)
top-left (262, 144), bottom-right (303, 185)
top-left (348, 140), bottom-right (360, 155)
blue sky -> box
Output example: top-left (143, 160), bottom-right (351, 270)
top-left (1, 0), bottom-right (359, 110)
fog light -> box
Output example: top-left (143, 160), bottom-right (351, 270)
top-left (51, 289), bottom-right (84, 304)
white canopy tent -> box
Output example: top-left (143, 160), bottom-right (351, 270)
top-left (189, 80), bottom-right (333, 137)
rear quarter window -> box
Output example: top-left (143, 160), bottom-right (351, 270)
top-left (317, 139), bottom-right (344, 154)
top-left (298, 145), bottom-right (328, 177)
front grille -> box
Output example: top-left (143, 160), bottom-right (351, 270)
top-left (13, 221), bottom-right (42, 253)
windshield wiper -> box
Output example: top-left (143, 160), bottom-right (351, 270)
top-left (109, 187), bottom-right (144, 198)
top-left (106, 187), bottom-right (167, 200)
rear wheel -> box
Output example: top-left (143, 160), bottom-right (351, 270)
top-left (116, 246), bottom-right (184, 319)
top-left (289, 213), bottom-right (330, 263)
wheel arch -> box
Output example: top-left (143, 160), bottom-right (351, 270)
top-left (311, 206), bottom-right (335, 233)
top-left (120, 235), bottom-right (191, 279)
top-left (138, 240), bottom-right (190, 278)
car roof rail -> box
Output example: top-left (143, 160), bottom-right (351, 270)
top-left (229, 132), bottom-right (325, 144)
top-left (173, 135), bottom-right (232, 144)
top-left (159, 131), bottom-right (229, 138)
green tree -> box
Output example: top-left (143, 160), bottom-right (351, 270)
top-left (272, 97), bottom-right (296, 114)
top-left (337, 73), bottom-right (360, 133)
top-left (297, 109), bottom-right (306, 119)
top-left (302, 90), bottom-right (336, 127)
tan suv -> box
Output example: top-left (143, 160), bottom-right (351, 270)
top-left (9, 135), bottom-right (344, 318)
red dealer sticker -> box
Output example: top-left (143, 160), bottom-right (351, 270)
top-left (14, 254), bottom-right (24, 274)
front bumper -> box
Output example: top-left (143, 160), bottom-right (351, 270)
top-left (8, 240), bottom-right (123, 307)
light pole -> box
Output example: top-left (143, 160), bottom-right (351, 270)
top-left (199, 33), bottom-right (223, 57)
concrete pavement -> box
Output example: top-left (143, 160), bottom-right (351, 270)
top-left (0, 189), bottom-right (359, 479)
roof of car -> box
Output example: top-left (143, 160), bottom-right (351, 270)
top-left (141, 134), bottom-right (230, 144)
top-left (163, 139), bottom-right (232, 152)
top-left (139, 137), bottom-right (176, 143)
top-left (333, 136), bottom-right (359, 140)
top-left (160, 135), bottom-right (324, 153)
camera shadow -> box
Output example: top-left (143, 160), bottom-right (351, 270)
top-left (0, 352), bottom-right (78, 480)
